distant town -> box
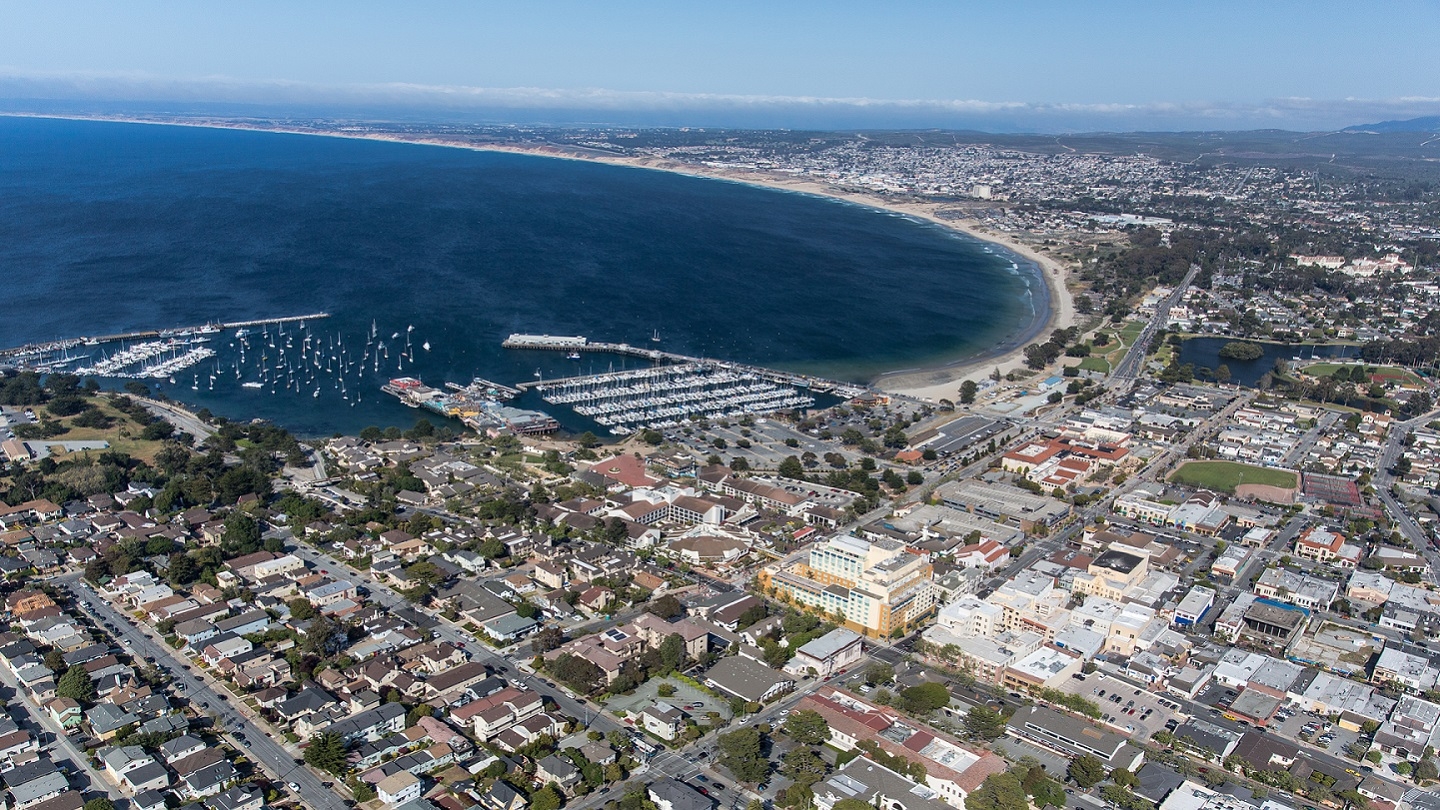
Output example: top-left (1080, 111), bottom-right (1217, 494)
top-left (2, 116), bottom-right (1440, 810)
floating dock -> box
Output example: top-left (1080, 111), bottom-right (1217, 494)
top-left (503, 332), bottom-right (868, 398)
top-left (530, 362), bottom-right (817, 436)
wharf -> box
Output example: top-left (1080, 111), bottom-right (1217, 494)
top-left (503, 333), bottom-right (867, 398)
top-left (0, 313), bottom-right (330, 368)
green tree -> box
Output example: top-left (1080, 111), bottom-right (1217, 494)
top-left (646, 594), bottom-right (683, 619)
top-left (658, 633), bottom-right (687, 673)
top-left (963, 706), bottom-right (1007, 741)
top-left (57, 665), bottom-right (96, 703)
top-left (718, 726), bottom-right (769, 783)
top-left (778, 456), bottom-right (806, 480)
top-left (899, 682), bottom-right (950, 714)
top-left (782, 709), bottom-right (831, 745)
top-left (288, 598), bottom-right (317, 621)
top-left (304, 731), bottom-right (349, 775)
top-left (781, 748), bottom-right (829, 789)
top-left (532, 784), bottom-right (564, 810)
top-left (960, 380), bottom-right (979, 405)
top-left (966, 771), bottom-right (1029, 810)
top-left (865, 663), bottom-right (894, 685)
top-left (1068, 754), bottom-right (1106, 788)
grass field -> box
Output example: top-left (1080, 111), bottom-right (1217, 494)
top-left (1300, 362), bottom-right (1423, 385)
top-left (1169, 461), bottom-right (1297, 492)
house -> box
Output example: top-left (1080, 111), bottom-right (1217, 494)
top-left (378, 771), bottom-right (423, 806)
top-left (209, 784), bottom-right (265, 810)
top-left (639, 701), bottom-right (686, 741)
top-left (535, 754), bottom-right (581, 790)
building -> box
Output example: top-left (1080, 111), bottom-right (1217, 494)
top-left (767, 534), bottom-right (938, 637)
top-left (704, 656), bottom-right (793, 704)
top-left (648, 779), bottom-right (712, 810)
top-left (1006, 705), bottom-right (1143, 771)
top-left (783, 628), bottom-right (865, 678)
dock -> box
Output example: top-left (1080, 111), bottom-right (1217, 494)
top-left (0, 313), bottom-right (331, 368)
top-left (503, 332), bottom-right (868, 398)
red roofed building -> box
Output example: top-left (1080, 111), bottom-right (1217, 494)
top-left (589, 455), bottom-right (661, 490)
top-left (798, 687), bottom-right (1007, 804)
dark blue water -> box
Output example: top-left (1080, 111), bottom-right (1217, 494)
top-left (0, 117), bottom-right (1042, 436)
top-left (1178, 337), bottom-right (1360, 387)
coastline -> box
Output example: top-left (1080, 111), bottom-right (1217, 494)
top-left (0, 113), bottom-right (1077, 402)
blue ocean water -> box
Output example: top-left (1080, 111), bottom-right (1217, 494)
top-left (0, 117), bottom-right (1042, 436)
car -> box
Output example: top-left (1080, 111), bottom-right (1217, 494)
top-left (288, 782), bottom-right (301, 793)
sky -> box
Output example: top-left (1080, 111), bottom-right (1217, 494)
top-left (2, 1), bottom-right (1438, 131)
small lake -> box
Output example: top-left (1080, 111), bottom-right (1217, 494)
top-left (1177, 337), bottom-right (1360, 387)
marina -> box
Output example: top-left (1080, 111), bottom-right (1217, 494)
top-left (530, 362), bottom-right (817, 435)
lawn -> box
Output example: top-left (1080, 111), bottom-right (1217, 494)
top-left (1169, 461), bottom-right (1297, 493)
top-left (1300, 362), bottom-right (1423, 386)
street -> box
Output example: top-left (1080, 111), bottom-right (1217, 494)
top-left (59, 574), bottom-right (348, 810)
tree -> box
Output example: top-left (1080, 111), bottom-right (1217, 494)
top-left (963, 706), bottom-right (1007, 741)
top-left (1068, 754), bottom-right (1106, 788)
top-left (960, 380), bottom-right (979, 405)
top-left (57, 665), bottom-right (96, 703)
top-left (864, 663), bottom-right (894, 685)
top-left (43, 649), bottom-right (66, 674)
top-left (304, 731), bottom-right (349, 775)
top-left (718, 726), bottom-right (769, 783)
top-left (1416, 758), bottom-right (1438, 782)
top-left (530, 626), bottom-right (566, 654)
top-left (782, 709), bottom-right (831, 745)
top-left (221, 512), bottom-right (261, 555)
top-left (899, 682), bottom-right (950, 714)
top-left (646, 594), bottom-right (683, 619)
top-left (778, 456), bottom-right (806, 480)
top-left (532, 784), bottom-right (564, 810)
top-left (966, 771), bottom-right (1029, 810)
top-left (658, 633), bottom-right (687, 673)
top-left (288, 598), bottom-right (317, 621)
top-left (781, 748), bottom-right (829, 789)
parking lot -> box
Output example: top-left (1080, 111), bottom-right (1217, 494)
top-left (1053, 671), bottom-right (1183, 742)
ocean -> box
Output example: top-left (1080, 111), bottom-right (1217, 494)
top-left (0, 116), bottom-right (1042, 436)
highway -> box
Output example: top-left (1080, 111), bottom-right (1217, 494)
top-left (57, 574), bottom-right (348, 810)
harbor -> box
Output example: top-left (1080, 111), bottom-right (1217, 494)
top-left (381, 376), bottom-right (559, 435)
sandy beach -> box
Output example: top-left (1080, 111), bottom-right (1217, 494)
top-left (3, 114), bottom-right (1078, 401)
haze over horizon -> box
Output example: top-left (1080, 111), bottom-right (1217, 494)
top-left (3, 1), bottom-right (1439, 132)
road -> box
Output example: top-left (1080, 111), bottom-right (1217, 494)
top-left (1109, 264), bottom-right (1200, 384)
top-left (0, 668), bottom-right (120, 802)
top-left (1373, 408), bottom-right (1440, 583)
top-left (287, 542), bottom-right (630, 742)
top-left (58, 574), bottom-right (348, 810)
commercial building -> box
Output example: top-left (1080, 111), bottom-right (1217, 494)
top-left (767, 534), bottom-right (938, 637)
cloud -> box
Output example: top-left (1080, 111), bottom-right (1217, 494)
top-left (0, 69), bottom-right (1436, 132)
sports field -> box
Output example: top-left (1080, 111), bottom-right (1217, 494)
top-left (1169, 461), bottom-right (1297, 492)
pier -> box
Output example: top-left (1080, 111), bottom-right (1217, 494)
top-left (503, 332), bottom-right (868, 398)
top-left (0, 313), bottom-right (331, 369)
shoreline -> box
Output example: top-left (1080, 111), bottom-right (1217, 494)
top-left (1, 112), bottom-right (1078, 402)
